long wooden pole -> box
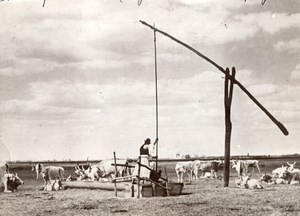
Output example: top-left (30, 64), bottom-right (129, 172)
top-left (113, 152), bottom-right (118, 197)
top-left (140, 20), bottom-right (288, 136)
top-left (137, 156), bottom-right (141, 198)
top-left (224, 67), bottom-right (236, 187)
top-left (153, 24), bottom-right (159, 172)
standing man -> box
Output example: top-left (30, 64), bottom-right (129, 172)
top-left (133, 138), bottom-right (152, 178)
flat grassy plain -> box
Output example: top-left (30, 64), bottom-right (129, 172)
top-left (1, 158), bottom-right (300, 216)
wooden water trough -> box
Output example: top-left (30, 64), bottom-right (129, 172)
top-left (62, 181), bottom-right (128, 191)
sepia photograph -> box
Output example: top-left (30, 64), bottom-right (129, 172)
top-left (0, 0), bottom-right (299, 215)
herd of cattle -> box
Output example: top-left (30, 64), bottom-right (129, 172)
top-left (1, 159), bottom-right (300, 192)
top-left (175, 159), bottom-right (300, 189)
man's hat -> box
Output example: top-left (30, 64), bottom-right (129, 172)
top-left (145, 138), bottom-right (151, 144)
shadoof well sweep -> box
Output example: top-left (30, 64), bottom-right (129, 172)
top-left (139, 20), bottom-right (288, 187)
top-left (63, 21), bottom-right (289, 197)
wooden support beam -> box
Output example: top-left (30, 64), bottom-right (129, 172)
top-left (113, 152), bottom-right (118, 197)
top-left (223, 67), bottom-right (236, 187)
top-left (137, 156), bottom-right (141, 198)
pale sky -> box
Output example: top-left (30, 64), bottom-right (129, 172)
top-left (0, 0), bottom-right (299, 161)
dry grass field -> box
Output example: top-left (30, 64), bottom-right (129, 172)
top-left (1, 158), bottom-right (300, 216)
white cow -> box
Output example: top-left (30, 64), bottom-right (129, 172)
top-left (192, 160), bottom-right (218, 180)
top-left (237, 174), bottom-right (263, 189)
top-left (197, 160), bottom-right (223, 179)
top-left (175, 161), bottom-right (193, 183)
top-left (38, 165), bottom-right (64, 191)
top-left (96, 159), bottom-right (129, 179)
top-left (272, 165), bottom-right (288, 177)
top-left (75, 165), bottom-right (101, 181)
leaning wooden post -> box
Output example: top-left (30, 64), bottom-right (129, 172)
top-left (113, 152), bottom-right (118, 197)
top-left (223, 67), bottom-right (236, 187)
top-left (137, 156), bottom-right (141, 198)
top-left (164, 167), bottom-right (169, 196)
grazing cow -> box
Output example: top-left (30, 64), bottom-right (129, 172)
top-left (175, 161), bottom-right (193, 183)
top-left (198, 160), bottom-right (223, 179)
top-left (96, 159), bottom-right (129, 179)
top-left (1, 161), bottom-right (10, 192)
top-left (40, 166), bottom-right (64, 191)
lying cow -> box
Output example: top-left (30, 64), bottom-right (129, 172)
top-left (75, 164), bottom-right (101, 181)
top-left (260, 173), bottom-right (287, 185)
top-left (1, 162), bottom-right (24, 192)
top-left (236, 174), bottom-right (263, 189)
top-left (96, 159), bottom-right (130, 179)
top-left (6, 173), bottom-right (24, 192)
top-left (175, 161), bottom-right (193, 183)
top-left (279, 167), bottom-right (300, 185)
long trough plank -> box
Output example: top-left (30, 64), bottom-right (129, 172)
top-left (62, 181), bottom-right (127, 191)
